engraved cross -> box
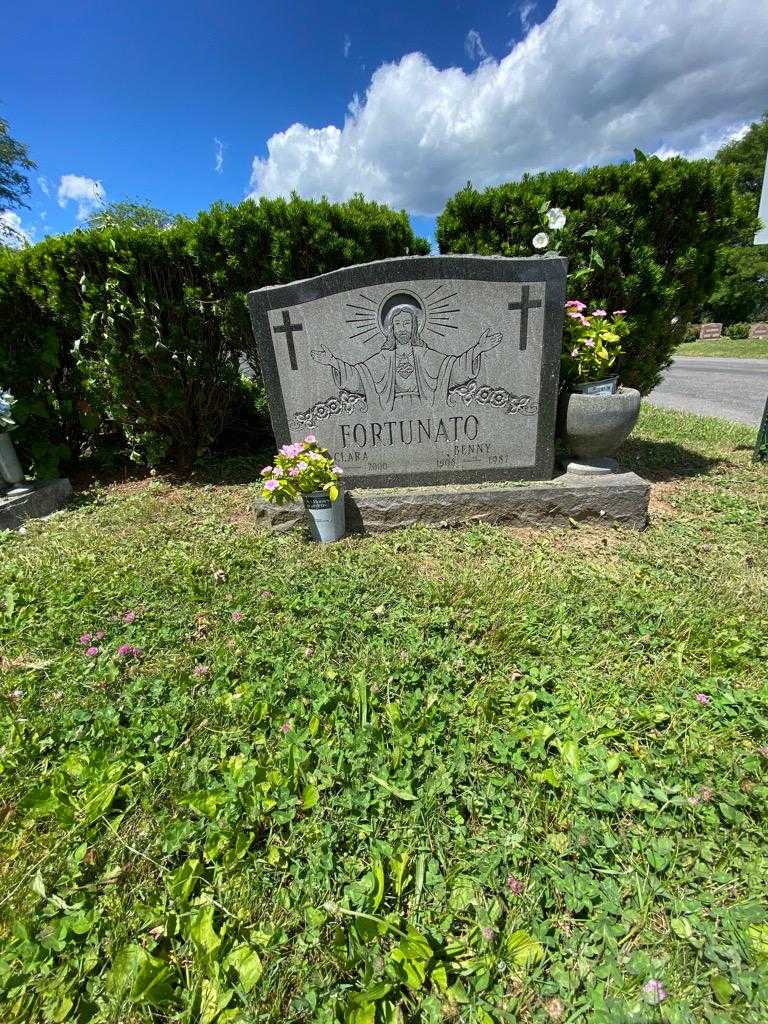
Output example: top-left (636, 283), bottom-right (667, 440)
top-left (272, 309), bottom-right (303, 370)
top-left (508, 285), bottom-right (542, 352)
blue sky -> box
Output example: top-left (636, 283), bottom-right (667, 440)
top-left (4, 0), bottom-right (768, 250)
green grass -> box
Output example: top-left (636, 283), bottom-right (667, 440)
top-left (1, 404), bottom-right (767, 1023)
top-left (677, 338), bottom-right (768, 358)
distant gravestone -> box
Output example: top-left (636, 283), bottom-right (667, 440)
top-left (248, 255), bottom-right (567, 488)
top-left (699, 323), bottom-right (722, 340)
top-left (748, 322), bottom-right (768, 339)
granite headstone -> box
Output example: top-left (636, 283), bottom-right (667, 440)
top-left (699, 323), bottom-right (722, 340)
top-left (748, 322), bottom-right (768, 339)
top-left (248, 255), bottom-right (567, 488)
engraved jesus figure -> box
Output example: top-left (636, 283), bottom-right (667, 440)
top-left (310, 304), bottom-right (502, 414)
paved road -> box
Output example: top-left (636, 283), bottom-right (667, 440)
top-left (648, 356), bottom-right (768, 426)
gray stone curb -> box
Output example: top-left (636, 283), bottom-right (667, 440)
top-left (255, 471), bottom-right (650, 535)
top-left (0, 479), bottom-right (73, 531)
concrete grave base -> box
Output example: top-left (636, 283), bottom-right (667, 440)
top-left (0, 479), bottom-right (73, 531)
top-left (256, 471), bottom-right (650, 535)
top-left (562, 456), bottom-right (619, 476)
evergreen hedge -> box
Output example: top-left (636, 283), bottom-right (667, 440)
top-left (437, 157), bottom-right (745, 393)
top-left (0, 195), bottom-right (427, 475)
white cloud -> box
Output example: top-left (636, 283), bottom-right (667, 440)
top-left (249, 0), bottom-right (768, 216)
top-left (214, 137), bottom-right (225, 174)
top-left (0, 210), bottom-right (33, 247)
top-left (518, 2), bottom-right (537, 34)
top-left (465, 29), bottom-right (490, 63)
top-left (343, 34), bottom-right (351, 59)
top-left (57, 174), bottom-right (106, 221)
top-left (37, 175), bottom-right (50, 196)
top-left (653, 122), bottom-right (753, 161)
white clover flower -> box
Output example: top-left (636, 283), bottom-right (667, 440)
top-left (532, 232), bottom-right (549, 250)
top-left (546, 207), bottom-right (566, 230)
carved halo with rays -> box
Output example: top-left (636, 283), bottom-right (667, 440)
top-left (344, 283), bottom-right (460, 344)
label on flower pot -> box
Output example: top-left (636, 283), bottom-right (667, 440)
top-left (248, 255), bottom-right (567, 489)
top-left (303, 492), bottom-right (333, 510)
top-left (572, 377), bottom-right (619, 397)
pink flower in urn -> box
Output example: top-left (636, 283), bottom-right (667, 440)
top-left (591, 309), bottom-right (607, 317)
top-left (264, 479), bottom-right (280, 492)
top-left (304, 434), bottom-right (317, 444)
top-left (565, 300), bottom-right (586, 311)
top-left (612, 309), bottom-right (627, 315)
top-left (260, 466), bottom-right (273, 477)
top-left (288, 467), bottom-right (300, 477)
top-left (332, 466), bottom-right (343, 475)
top-left (272, 466), bottom-right (284, 478)
top-left (571, 348), bottom-right (579, 358)
top-left (583, 338), bottom-right (595, 348)
top-left (296, 461), bottom-right (308, 471)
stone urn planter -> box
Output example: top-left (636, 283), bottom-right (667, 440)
top-left (560, 386), bottom-right (641, 474)
top-left (0, 432), bottom-right (24, 485)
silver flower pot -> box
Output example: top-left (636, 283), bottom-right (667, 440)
top-left (302, 489), bottom-right (346, 543)
top-left (0, 432), bottom-right (24, 484)
top-left (560, 387), bottom-right (641, 474)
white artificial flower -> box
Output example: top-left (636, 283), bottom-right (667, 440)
top-left (0, 390), bottom-right (15, 429)
top-left (532, 232), bottom-right (549, 250)
top-left (546, 207), bottom-right (566, 230)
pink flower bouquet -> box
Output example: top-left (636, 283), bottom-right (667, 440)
top-left (260, 435), bottom-right (343, 506)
